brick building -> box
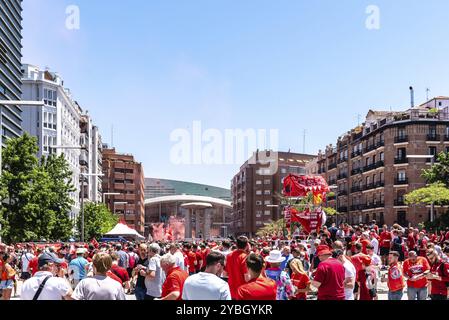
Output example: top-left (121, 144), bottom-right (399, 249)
top-left (102, 146), bottom-right (145, 234)
top-left (314, 96), bottom-right (449, 227)
top-left (231, 150), bottom-right (316, 236)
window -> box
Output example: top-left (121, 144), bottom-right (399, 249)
top-left (398, 128), bottom-right (406, 138)
top-left (256, 180), bottom-right (262, 185)
top-left (428, 146), bottom-right (437, 157)
top-left (44, 88), bottom-right (57, 106)
top-left (256, 221), bottom-right (263, 226)
top-left (264, 210), bottom-right (271, 216)
top-left (256, 201), bottom-right (262, 206)
top-left (264, 190), bottom-right (271, 195)
top-left (397, 148), bottom-right (406, 159)
top-left (264, 200), bottom-right (271, 205)
top-left (256, 211), bottom-right (262, 218)
top-left (256, 190), bottom-right (262, 195)
top-left (380, 152), bottom-right (384, 161)
top-left (429, 125), bottom-right (437, 136)
top-left (398, 171), bottom-right (406, 181)
top-left (264, 179), bottom-right (271, 185)
top-left (281, 168), bottom-right (287, 174)
top-left (0, 85), bottom-right (6, 95)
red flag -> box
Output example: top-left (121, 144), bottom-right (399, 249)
top-left (90, 238), bottom-right (99, 248)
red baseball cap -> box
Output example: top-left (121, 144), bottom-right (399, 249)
top-left (316, 245), bottom-right (332, 256)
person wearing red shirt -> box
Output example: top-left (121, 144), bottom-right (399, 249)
top-left (236, 253), bottom-right (276, 300)
top-left (192, 245), bottom-right (203, 273)
top-left (425, 248), bottom-right (449, 300)
top-left (379, 226), bottom-right (392, 267)
top-left (359, 232), bottom-right (371, 255)
top-left (406, 228), bottom-right (417, 253)
top-left (184, 244), bottom-right (197, 275)
top-left (158, 253), bottom-right (188, 300)
top-left (384, 251), bottom-right (405, 300)
top-left (110, 252), bottom-right (130, 289)
top-left (357, 255), bottom-right (376, 301)
top-left (402, 251), bottom-right (430, 300)
top-left (290, 258), bottom-right (310, 300)
top-left (226, 236), bottom-right (250, 299)
top-left (200, 244), bottom-right (210, 272)
top-left (311, 245), bottom-right (345, 300)
top-left (417, 232), bottom-right (428, 257)
top-left (28, 248), bottom-right (43, 276)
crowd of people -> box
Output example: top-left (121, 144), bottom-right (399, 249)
top-left (1, 221), bottom-right (449, 301)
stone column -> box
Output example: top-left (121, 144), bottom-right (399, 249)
top-left (195, 210), bottom-right (201, 239)
top-left (203, 208), bottom-right (212, 240)
top-left (184, 208), bottom-right (192, 239)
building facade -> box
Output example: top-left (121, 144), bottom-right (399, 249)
top-left (21, 64), bottom-right (83, 221)
top-left (315, 97), bottom-right (449, 227)
top-left (231, 150), bottom-right (316, 236)
top-left (102, 146), bottom-right (145, 234)
top-left (0, 0), bottom-right (23, 147)
top-left (145, 178), bottom-right (231, 201)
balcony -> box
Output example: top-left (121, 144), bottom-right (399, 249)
top-left (394, 136), bottom-right (408, 143)
top-left (363, 163), bottom-right (376, 172)
top-left (351, 168), bottom-right (362, 176)
top-left (376, 160), bottom-right (385, 168)
top-left (375, 140), bottom-right (385, 148)
top-left (338, 206), bottom-right (348, 212)
top-left (394, 178), bottom-right (409, 185)
top-left (350, 204), bottom-right (363, 211)
top-left (427, 134), bottom-right (440, 141)
top-left (374, 180), bottom-right (385, 188)
top-left (394, 199), bottom-right (406, 206)
top-left (338, 157), bottom-right (348, 164)
top-left (364, 144), bottom-right (376, 153)
top-left (372, 202), bottom-right (385, 208)
top-left (363, 183), bottom-right (374, 191)
top-left (338, 189), bottom-right (348, 196)
top-left (350, 186), bottom-right (361, 193)
top-left (351, 150), bottom-right (362, 158)
top-left (318, 168), bottom-right (326, 174)
top-left (394, 157), bottom-right (408, 164)
top-left (337, 173), bottom-right (348, 180)
top-left (328, 163), bottom-right (337, 170)
top-left (444, 134), bottom-right (449, 141)
top-left (328, 179), bottom-right (337, 185)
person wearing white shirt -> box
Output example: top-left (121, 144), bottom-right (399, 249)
top-left (21, 252), bottom-right (72, 300)
top-left (169, 244), bottom-right (186, 271)
top-left (370, 233), bottom-right (379, 255)
top-left (182, 251), bottom-right (231, 300)
top-left (20, 246), bottom-right (35, 280)
top-left (72, 252), bottom-right (125, 300)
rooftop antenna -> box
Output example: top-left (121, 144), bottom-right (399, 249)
top-left (426, 88), bottom-right (430, 101)
top-left (410, 86), bottom-right (415, 108)
top-left (357, 114), bottom-right (361, 126)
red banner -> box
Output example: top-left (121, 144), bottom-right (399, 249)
top-left (283, 174), bottom-right (330, 197)
top-left (287, 207), bottom-right (324, 234)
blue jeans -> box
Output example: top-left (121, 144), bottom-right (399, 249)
top-left (407, 287), bottom-right (428, 300)
top-left (388, 290), bottom-right (403, 300)
top-left (135, 286), bottom-right (146, 301)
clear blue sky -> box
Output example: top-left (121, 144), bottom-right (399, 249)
top-left (22, 0), bottom-right (449, 188)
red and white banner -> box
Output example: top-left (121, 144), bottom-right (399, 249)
top-left (285, 207), bottom-right (326, 234)
top-left (282, 174), bottom-right (330, 198)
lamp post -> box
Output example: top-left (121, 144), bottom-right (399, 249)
top-left (0, 100), bottom-right (45, 243)
top-left (406, 154), bottom-right (436, 222)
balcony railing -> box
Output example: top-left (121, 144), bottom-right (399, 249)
top-left (351, 150), bottom-right (362, 158)
top-left (363, 163), bottom-right (376, 172)
top-left (318, 168), bottom-right (326, 174)
top-left (444, 134), bottom-right (449, 141)
top-left (337, 173), bottom-right (348, 180)
top-left (394, 136), bottom-right (408, 143)
top-left (394, 157), bottom-right (408, 164)
top-left (394, 178), bottom-right (409, 185)
top-left (328, 179), bottom-right (337, 185)
top-left (328, 163), bottom-right (337, 170)
top-left (338, 206), bottom-right (348, 212)
top-left (375, 140), bottom-right (385, 148)
top-left (338, 190), bottom-right (348, 196)
top-left (394, 199), bottom-right (406, 206)
top-left (351, 168), bottom-right (363, 176)
top-left (351, 186), bottom-right (361, 193)
top-left (374, 180), bottom-right (385, 188)
top-left (363, 183), bottom-right (374, 191)
top-left (427, 134), bottom-right (440, 141)
top-left (350, 205), bottom-right (363, 211)
top-left (364, 144), bottom-right (376, 153)
top-left (338, 157), bottom-right (348, 164)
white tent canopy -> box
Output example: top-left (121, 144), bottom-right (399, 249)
top-left (105, 223), bottom-right (145, 240)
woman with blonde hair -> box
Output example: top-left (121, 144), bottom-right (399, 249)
top-left (289, 258), bottom-right (311, 300)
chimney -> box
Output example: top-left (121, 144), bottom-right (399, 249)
top-left (409, 86), bottom-right (414, 108)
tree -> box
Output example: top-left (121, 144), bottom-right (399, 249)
top-left (0, 134), bottom-right (54, 242)
top-left (77, 203), bottom-right (118, 241)
top-left (41, 154), bottom-right (75, 240)
top-left (405, 182), bottom-right (449, 206)
top-left (256, 219), bottom-right (285, 237)
top-left (422, 151), bottom-right (449, 186)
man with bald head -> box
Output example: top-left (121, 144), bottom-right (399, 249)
top-left (402, 250), bottom-right (430, 300)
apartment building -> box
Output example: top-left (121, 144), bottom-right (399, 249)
top-left (102, 147), bottom-right (145, 234)
top-left (231, 150), bottom-right (316, 236)
top-left (316, 96), bottom-right (449, 226)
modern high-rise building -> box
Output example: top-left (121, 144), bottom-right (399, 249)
top-left (21, 64), bottom-right (104, 221)
top-left (313, 96), bottom-right (449, 227)
top-left (102, 146), bottom-right (145, 234)
top-left (231, 150), bottom-right (316, 236)
top-left (0, 0), bottom-right (23, 143)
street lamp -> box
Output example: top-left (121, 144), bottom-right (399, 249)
top-left (407, 154), bottom-right (436, 222)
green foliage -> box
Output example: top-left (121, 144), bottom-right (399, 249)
top-left (77, 203), bottom-right (118, 241)
top-left (422, 152), bottom-right (449, 187)
top-left (0, 133), bottom-right (75, 243)
top-left (422, 211), bottom-right (449, 231)
top-left (405, 182), bottom-right (449, 205)
top-left (256, 218), bottom-right (285, 237)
